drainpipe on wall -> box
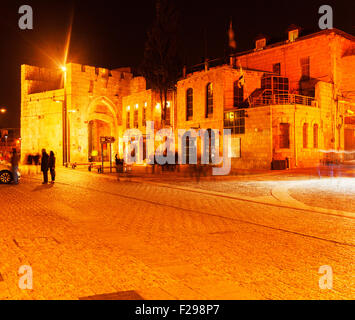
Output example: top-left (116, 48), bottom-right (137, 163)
top-left (337, 99), bottom-right (344, 162)
top-left (294, 104), bottom-right (297, 167)
top-left (270, 105), bottom-right (273, 169)
top-left (62, 72), bottom-right (68, 166)
top-left (332, 39), bottom-right (339, 155)
top-left (337, 99), bottom-right (340, 152)
top-left (172, 87), bottom-right (176, 133)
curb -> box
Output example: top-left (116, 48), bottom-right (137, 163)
top-left (26, 167), bottom-right (355, 220)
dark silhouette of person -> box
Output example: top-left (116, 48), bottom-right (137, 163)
top-left (41, 149), bottom-right (49, 184)
top-left (48, 151), bottom-right (56, 183)
top-left (115, 154), bottom-right (124, 173)
top-left (33, 153), bottom-right (40, 165)
top-left (11, 148), bottom-right (19, 184)
top-left (26, 154), bottom-right (32, 165)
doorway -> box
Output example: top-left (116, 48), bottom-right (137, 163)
top-left (88, 119), bottom-right (111, 162)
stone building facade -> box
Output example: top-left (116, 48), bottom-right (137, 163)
top-left (121, 88), bottom-right (175, 161)
top-left (21, 28), bottom-right (355, 170)
top-left (21, 63), bottom-right (145, 164)
top-left (176, 28), bottom-right (355, 169)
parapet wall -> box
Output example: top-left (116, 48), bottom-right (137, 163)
top-left (21, 65), bottom-right (63, 95)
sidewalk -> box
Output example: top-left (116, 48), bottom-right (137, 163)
top-left (36, 165), bottom-right (355, 218)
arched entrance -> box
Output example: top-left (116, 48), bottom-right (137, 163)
top-left (87, 97), bottom-right (118, 162)
top-left (88, 119), bottom-right (111, 162)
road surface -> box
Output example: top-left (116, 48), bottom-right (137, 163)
top-left (0, 168), bottom-right (354, 299)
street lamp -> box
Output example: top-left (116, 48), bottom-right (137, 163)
top-left (16, 138), bottom-right (21, 151)
top-left (4, 135), bottom-right (8, 152)
top-left (60, 65), bottom-right (68, 166)
top-left (0, 108), bottom-right (6, 114)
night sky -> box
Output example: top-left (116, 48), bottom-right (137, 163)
top-left (0, 0), bottom-right (353, 128)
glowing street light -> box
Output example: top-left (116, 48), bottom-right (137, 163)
top-left (60, 64), bottom-right (69, 165)
top-left (0, 108), bottom-right (6, 114)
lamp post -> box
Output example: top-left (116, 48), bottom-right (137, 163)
top-left (61, 66), bottom-right (68, 166)
top-left (4, 135), bottom-right (8, 154)
top-left (67, 109), bottom-right (77, 164)
top-left (17, 138), bottom-right (21, 152)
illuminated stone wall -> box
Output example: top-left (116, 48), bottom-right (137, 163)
top-left (121, 89), bottom-right (175, 159)
top-left (21, 87), bottom-right (65, 162)
top-left (339, 48), bottom-right (355, 101)
top-left (64, 64), bottom-right (136, 163)
top-left (21, 63), bottom-right (146, 164)
top-left (176, 65), bottom-right (270, 169)
top-left (122, 89), bottom-right (173, 133)
top-left (236, 29), bottom-right (355, 97)
top-left (176, 68), bottom-right (350, 169)
top-left (177, 65), bottom-right (263, 131)
top-left (21, 29), bottom-right (354, 169)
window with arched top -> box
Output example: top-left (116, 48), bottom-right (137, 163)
top-left (303, 123), bottom-right (309, 148)
top-left (186, 88), bottom-right (193, 121)
top-left (133, 108), bottom-right (139, 128)
top-left (142, 105), bottom-right (146, 126)
top-left (313, 124), bottom-right (319, 148)
top-left (126, 111), bottom-right (131, 129)
top-left (206, 83), bottom-right (213, 117)
top-left (165, 102), bottom-right (171, 125)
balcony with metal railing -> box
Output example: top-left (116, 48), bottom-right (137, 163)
top-left (249, 93), bottom-right (317, 107)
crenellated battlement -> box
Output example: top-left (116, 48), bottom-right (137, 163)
top-left (21, 65), bottom-right (63, 95)
top-left (21, 61), bottom-right (148, 163)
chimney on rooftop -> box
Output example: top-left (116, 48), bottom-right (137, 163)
top-left (287, 25), bottom-right (300, 42)
top-left (255, 34), bottom-right (267, 51)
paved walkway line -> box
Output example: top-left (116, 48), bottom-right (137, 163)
top-left (24, 169), bottom-right (355, 220)
top-left (130, 178), bottom-right (355, 220)
top-left (271, 186), bottom-right (311, 209)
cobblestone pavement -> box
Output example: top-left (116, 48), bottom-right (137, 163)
top-left (136, 165), bottom-right (355, 213)
top-left (0, 168), bottom-right (354, 300)
top-left (288, 178), bottom-right (355, 213)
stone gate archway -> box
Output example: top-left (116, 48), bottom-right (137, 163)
top-left (87, 97), bottom-right (118, 162)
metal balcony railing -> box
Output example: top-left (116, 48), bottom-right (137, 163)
top-left (250, 94), bottom-right (317, 107)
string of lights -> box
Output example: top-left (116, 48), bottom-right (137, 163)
top-left (24, 93), bottom-right (74, 103)
top-left (21, 112), bottom-right (63, 118)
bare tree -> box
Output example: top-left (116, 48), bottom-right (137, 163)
top-left (141, 0), bottom-right (181, 126)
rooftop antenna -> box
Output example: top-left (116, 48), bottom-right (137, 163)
top-left (204, 27), bottom-right (209, 71)
top-left (228, 17), bottom-right (237, 67)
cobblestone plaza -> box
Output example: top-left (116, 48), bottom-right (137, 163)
top-left (0, 0), bottom-right (354, 303)
top-left (1, 167), bottom-right (354, 299)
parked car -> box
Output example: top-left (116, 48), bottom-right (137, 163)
top-left (0, 162), bottom-right (21, 184)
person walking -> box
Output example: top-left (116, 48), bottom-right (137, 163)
top-left (41, 149), bottom-right (49, 184)
top-left (48, 151), bottom-right (56, 184)
top-left (10, 148), bottom-right (19, 184)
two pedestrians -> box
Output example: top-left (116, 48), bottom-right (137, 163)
top-left (41, 149), bottom-right (56, 184)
